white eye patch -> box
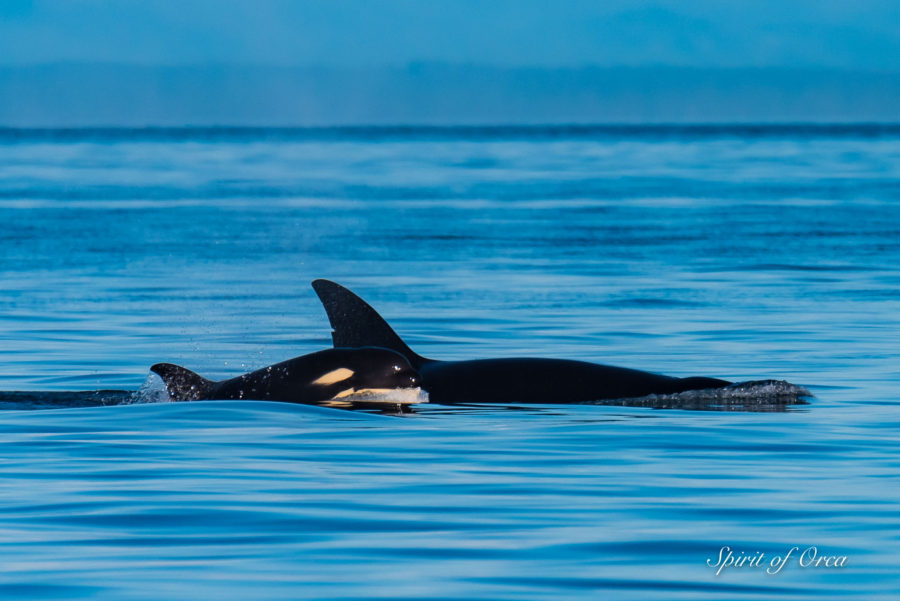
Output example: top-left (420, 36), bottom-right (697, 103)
top-left (312, 367), bottom-right (355, 386)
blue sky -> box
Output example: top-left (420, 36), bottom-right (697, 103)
top-left (2, 0), bottom-right (899, 70)
top-left (1, 1), bottom-right (898, 124)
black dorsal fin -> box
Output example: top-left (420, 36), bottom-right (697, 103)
top-left (311, 279), bottom-right (430, 369)
top-left (150, 363), bottom-right (216, 401)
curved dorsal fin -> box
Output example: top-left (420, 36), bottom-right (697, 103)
top-left (311, 279), bottom-right (430, 369)
top-left (150, 363), bottom-right (215, 401)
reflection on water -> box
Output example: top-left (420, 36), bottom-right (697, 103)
top-left (0, 127), bottom-right (898, 599)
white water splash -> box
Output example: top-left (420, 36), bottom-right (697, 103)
top-left (125, 374), bottom-right (172, 405)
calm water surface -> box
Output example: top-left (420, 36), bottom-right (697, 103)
top-left (0, 126), bottom-right (898, 599)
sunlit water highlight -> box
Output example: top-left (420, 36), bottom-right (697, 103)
top-left (0, 126), bottom-right (898, 599)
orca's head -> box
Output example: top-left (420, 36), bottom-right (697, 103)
top-left (308, 347), bottom-right (424, 404)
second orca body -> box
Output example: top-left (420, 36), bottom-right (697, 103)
top-left (311, 280), bottom-right (731, 404)
top-left (402, 357), bottom-right (730, 404)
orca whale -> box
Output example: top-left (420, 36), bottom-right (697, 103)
top-left (311, 280), bottom-right (733, 404)
top-left (151, 347), bottom-right (425, 406)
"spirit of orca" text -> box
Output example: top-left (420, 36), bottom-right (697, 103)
top-left (707, 546), bottom-right (848, 575)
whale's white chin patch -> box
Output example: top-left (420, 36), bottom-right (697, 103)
top-left (328, 387), bottom-right (429, 405)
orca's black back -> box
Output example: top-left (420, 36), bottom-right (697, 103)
top-left (419, 357), bottom-right (722, 404)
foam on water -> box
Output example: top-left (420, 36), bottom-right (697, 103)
top-left (127, 374), bottom-right (173, 405)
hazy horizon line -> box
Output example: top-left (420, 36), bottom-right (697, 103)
top-left (3, 123), bottom-right (900, 136)
top-left (4, 63), bottom-right (898, 126)
top-left (3, 62), bottom-right (900, 74)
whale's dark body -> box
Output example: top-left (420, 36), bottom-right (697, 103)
top-left (151, 347), bottom-right (420, 405)
top-left (311, 280), bottom-right (732, 404)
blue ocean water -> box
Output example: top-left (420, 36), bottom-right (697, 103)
top-left (0, 125), bottom-right (899, 599)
